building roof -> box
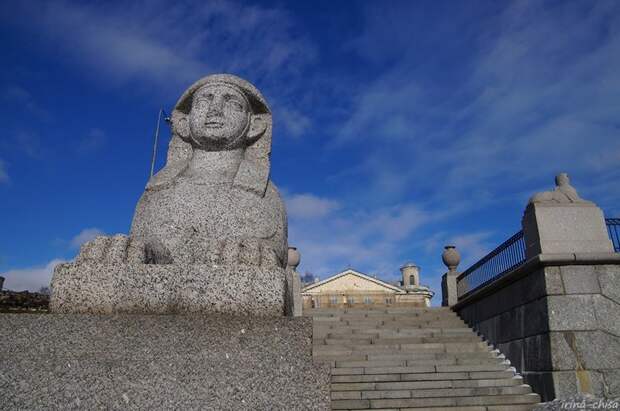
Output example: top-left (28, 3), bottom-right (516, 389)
top-left (301, 268), bottom-right (403, 294)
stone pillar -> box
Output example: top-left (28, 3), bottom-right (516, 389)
top-left (286, 247), bottom-right (302, 317)
top-left (0, 275), bottom-right (4, 291)
top-left (522, 173), bottom-right (613, 259)
top-left (400, 263), bottom-right (419, 288)
top-left (441, 245), bottom-right (460, 307)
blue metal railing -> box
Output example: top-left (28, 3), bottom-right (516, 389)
top-left (456, 231), bottom-right (526, 299)
top-left (607, 218), bottom-right (620, 252)
top-left (456, 217), bottom-right (620, 300)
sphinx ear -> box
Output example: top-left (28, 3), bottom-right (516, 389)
top-left (171, 110), bottom-right (190, 142)
top-left (247, 114), bottom-right (268, 144)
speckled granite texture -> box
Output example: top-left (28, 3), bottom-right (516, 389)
top-left (0, 314), bottom-right (330, 410)
top-left (131, 73), bottom-right (287, 267)
top-left (51, 74), bottom-right (291, 314)
top-left (51, 263), bottom-right (286, 315)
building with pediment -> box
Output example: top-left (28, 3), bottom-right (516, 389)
top-left (301, 264), bottom-right (434, 310)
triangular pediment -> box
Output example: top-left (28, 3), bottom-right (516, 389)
top-left (302, 269), bottom-right (402, 294)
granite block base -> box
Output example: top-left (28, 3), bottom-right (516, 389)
top-left (50, 263), bottom-right (286, 315)
top-left (0, 314), bottom-right (330, 410)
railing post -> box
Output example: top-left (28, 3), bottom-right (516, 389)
top-left (286, 246), bottom-right (302, 317)
top-left (441, 245), bottom-right (460, 307)
top-left (521, 173), bottom-right (613, 258)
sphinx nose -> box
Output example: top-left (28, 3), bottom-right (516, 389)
top-left (206, 97), bottom-right (225, 116)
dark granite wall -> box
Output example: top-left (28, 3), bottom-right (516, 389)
top-left (455, 263), bottom-right (620, 401)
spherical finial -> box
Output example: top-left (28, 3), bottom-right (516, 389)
top-left (442, 245), bottom-right (460, 271)
top-left (287, 246), bottom-right (301, 270)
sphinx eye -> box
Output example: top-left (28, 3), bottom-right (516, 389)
top-left (227, 99), bottom-right (244, 111)
top-left (197, 93), bottom-right (214, 103)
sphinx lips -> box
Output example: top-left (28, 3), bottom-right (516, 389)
top-left (204, 121), bottom-right (224, 128)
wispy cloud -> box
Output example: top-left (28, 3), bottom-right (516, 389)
top-left (336, 1), bottom-right (620, 210)
top-left (277, 107), bottom-right (312, 138)
top-left (2, 1), bottom-right (316, 93)
top-left (287, 192), bottom-right (443, 280)
top-left (285, 193), bottom-right (340, 219)
top-left (2, 259), bottom-right (65, 292)
top-left (69, 227), bottom-right (104, 249)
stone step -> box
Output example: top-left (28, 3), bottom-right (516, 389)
top-left (330, 369), bottom-right (519, 381)
top-left (314, 307), bottom-right (456, 314)
top-left (316, 341), bottom-right (490, 351)
top-left (314, 350), bottom-right (500, 363)
top-left (314, 326), bottom-right (472, 336)
top-left (310, 309), bottom-right (540, 411)
top-left (330, 357), bottom-right (504, 368)
top-left (330, 384), bottom-right (533, 400)
top-left (331, 406), bottom-right (537, 411)
top-left (312, 313), bottom-right (460, 320)
top-left (329, 363), bottom-right (509, 376)
top-left (314, 316), bottom-right (463, 325)
top-left (313, 342), bottom-right (491, 357)
top-left (331, 393), bottom-right (540, 409)
top-left (342, 328), bottom-right (475, 336)
top-left (331, 376), bottom-right (524, 390)
top-left (320, 335), bottom-right (482, 346)
top-left (317, 316), bottom-right (462, 324)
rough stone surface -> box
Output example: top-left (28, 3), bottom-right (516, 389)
top-left (455, 262), bottom-right (620, 401)
top-left (547, 295), bottom-right (598, 331)
top-left (522, 204), bottom-right (614, 258)
top-left (523, 174), bottom-right (613, 259)
top-left (560, 265), bottom-right (601, 294)
top-left (543, 267), bottom-right (565, 295)
top-left (599, 267), bottom-right (620, 304)
top-left (51, 263), bottom-right (286, 315)
top-left (0, 314), bottom-right (330, 410)
top-left (52, 74), bottom-right (291, 314)
top-left (131, 74), bottom-right (287, 267)
top-left (592, 294), bottom-right (620, 336)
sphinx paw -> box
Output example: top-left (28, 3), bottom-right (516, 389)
top-left (76, 234), bottom-right (146, 264)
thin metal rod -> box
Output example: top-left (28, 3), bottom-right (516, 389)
top-left (150, 108), bottom-right (164, 178)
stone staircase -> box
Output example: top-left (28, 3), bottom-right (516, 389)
top-left (309, 307), bottom-right (541, 411)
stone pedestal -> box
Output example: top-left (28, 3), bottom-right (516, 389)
top-left (441, 272), bottom-right (458, 307)
top-left (51, 263), bottom-right (286, 316)
top-left (522, 203), bottom-right (613, 259)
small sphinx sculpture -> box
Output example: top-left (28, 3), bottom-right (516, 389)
top-left (51, 74), bottom-right (289, 315)
top-left (528, 173), bottom-right (593, 205)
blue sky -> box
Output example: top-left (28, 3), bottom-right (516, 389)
top-left (1, 1), bottom-right (619, 304)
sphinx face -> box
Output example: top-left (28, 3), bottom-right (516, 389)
top-left (189, 83), bottom-right (251, 149)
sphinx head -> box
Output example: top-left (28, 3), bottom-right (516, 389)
top-left (172, 75), bottom-right (270, 151)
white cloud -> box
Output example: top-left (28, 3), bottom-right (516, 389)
top-left (447, 232), bottom-right (495, 268)
top-left (287, 193), bottom-right (444, 281)
top-left (285, 193), bottom-right (340, 219)
top-left (70, 228), bottom-right (104, 249)
top-left (1, 1), bottom-right (316, 95)
top-left (277, 107), bottom-right (312, 137)
top-left (335, 1), bottom-right (620, 212)
top-left (2, 259), bottom-right (65, 292)
top-left (0, 159), bottom-right (8, 184)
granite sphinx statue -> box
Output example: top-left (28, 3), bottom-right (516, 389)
top-left (76, 74), bottom-right (287, 269)
top-left (528, 173), bottom-right (593, 205)
top-left (51, 74), bottom-right (289, 315)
